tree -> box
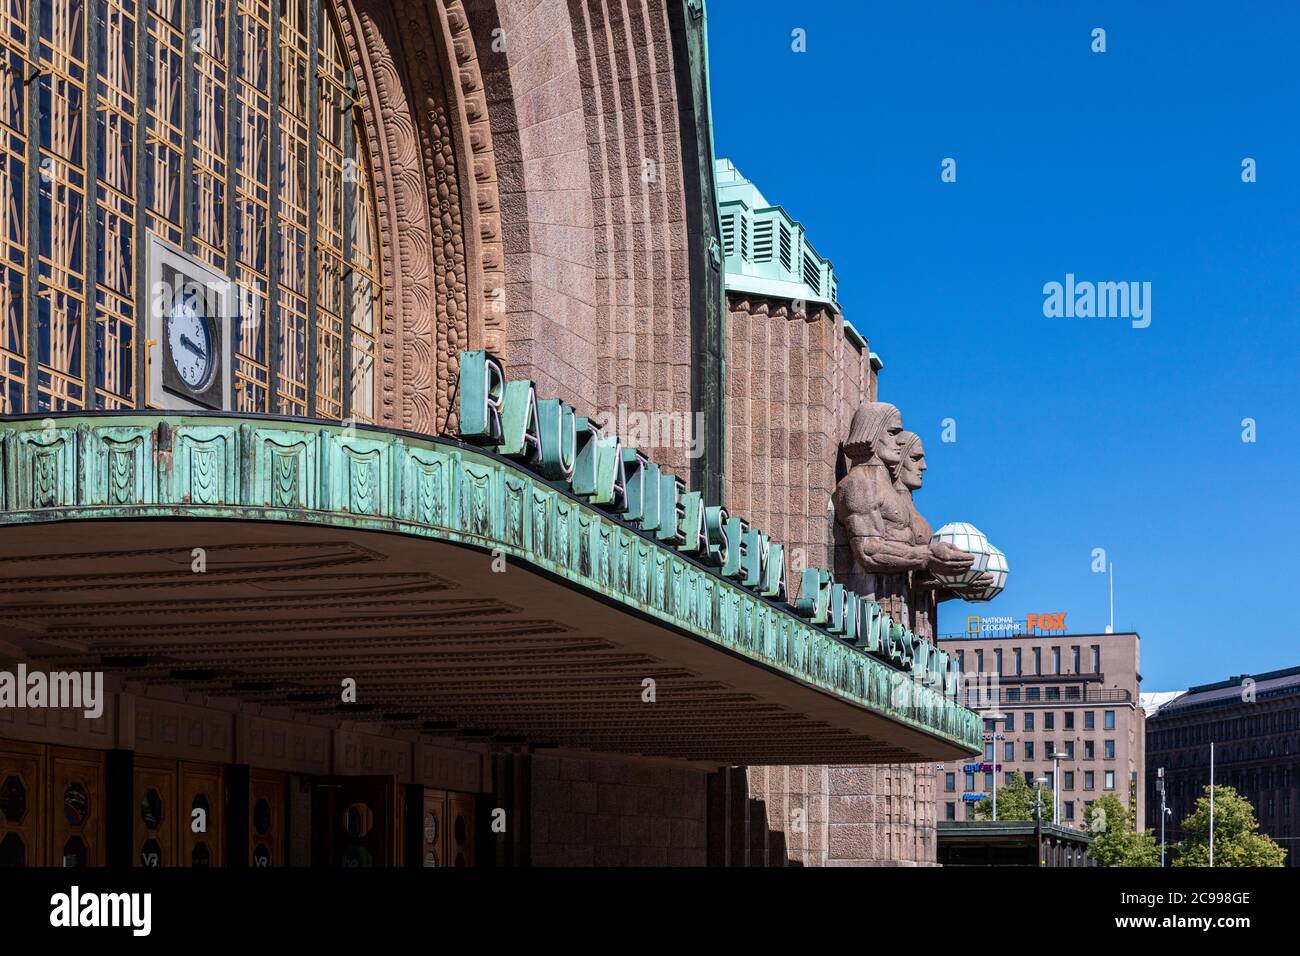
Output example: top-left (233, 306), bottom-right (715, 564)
top-left (1083, 794), bottom-right (1158, 866)
top-left (1172, 785), bottom-right (1286, 867)
top-left (973, 772), bottom-right (1054, 823)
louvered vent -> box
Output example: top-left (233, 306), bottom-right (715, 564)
top-left (802, 252), bottom-right (820, 294)
top-left (753, 219), bottom-right (773, 262)
top-left (779, 224), bottom-right (792, 271)
top-left (721, 213), bottom-right (736, 255)
top-left (739, 215), bottom-right (749, 260)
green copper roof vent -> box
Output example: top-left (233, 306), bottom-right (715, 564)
top-left (716, 158), bottom-right (839, 311)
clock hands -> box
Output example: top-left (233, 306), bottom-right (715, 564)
top-left (179, 333), bottom-right (208, 361)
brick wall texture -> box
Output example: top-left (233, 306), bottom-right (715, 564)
top-left (724, 292), bottom-right (939, 866)
top-left (530, 753), bottom-right (708, 867)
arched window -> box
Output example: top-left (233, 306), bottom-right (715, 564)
top-left (0, 0), bottom-right (380, 420)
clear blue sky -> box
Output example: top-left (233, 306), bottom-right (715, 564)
top-left (705, 0), bottom-right (1300, 691)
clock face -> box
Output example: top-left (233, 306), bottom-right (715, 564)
top-left (166, 290), bottom-right (213, 389)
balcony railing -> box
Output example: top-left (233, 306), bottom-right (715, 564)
top-left (960, 687), bottom-right (1135, 709)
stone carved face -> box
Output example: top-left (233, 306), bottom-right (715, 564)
top-left (844, 402), bottom-right (906, 467)
top-left (897, 433), bottom-right (926, 490)
top-left (877, 409), bottom-right (905, 467)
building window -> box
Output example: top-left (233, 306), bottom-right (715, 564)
top-left (1044, 712), bottom-right (1055, 731)
top-left (1044, 771), bottom-right (1054, 790)
top-left (957, 649), bottom-right (965, 672)
top-left (994, 648), bottom-right (1002, 675)
top-left (965, 772), bottom-right (975, 791)
top-left (1026, 687), bottom-right (1041, 702)
top-left (1052, 646), bottom-right (1061, 674)
top-left (1104, 740), bottom-right (1115, 760)
top-left (1065, 800), bottom-right (1075, 821)
top-left (1092, 645), bottom-right (1101, 673)
top-left (1005, 772), bottom-right (1015, 786)
top-left (1072, 646), bottom-right (1081, 673)
top-left (1004, 741), bottom-right (1014, 761)
top-left (1084, 771), bottom-right (1095, 790)
top-left (945, 772), bottom-right (955, 792)
top-left (1004, 713), bottom-right (1015, 731)
top-left (1064, 771), bottom-right (1075, 790)
top-left (1025, 741), bottom-right (1035, 760)
top-left (1006, 687), bottom-right (1021, 702)
top-left (1065, 712), bottom-right (1075, 730)
top-left (1085, 741), bottom-right (1095, 760)
top-left (964, 802), bottom-right (974, 821)
top-left (984, 742), bottom-right (994, 761)
top-left (1064, 741), bottom-right (1075, 759)
top-left (945, 802), bottom-right (956, 821)
top-left (1034, 647), bottom-right (1041, 675)
top-left (975, 649), bottom-right (984, 673)
top-left (1045, 686), bottom-right (1061, 701)
top-left (1084, 711), bottom-right (1095, 730)
top-left (984, 772), bottom-right (993, 791)
top-left (1024, 712), bottom-right (1035, 731)
top-left (1014, 647), bottom-right (1022, 675)
top-left (1105, 771), bottom-right (1115, 790)
top-left (0, 0), bottom-right (384, 419)
top-left (1105, 710), bottom-right (1115, 730)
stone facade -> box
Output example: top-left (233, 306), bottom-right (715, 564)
top-left (722, 291), bottom-right (942, 866)
top-left (529, 754), bottom-right (707, 867)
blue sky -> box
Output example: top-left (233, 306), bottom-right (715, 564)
top-left (705, 1), bottom-right (1300, 690)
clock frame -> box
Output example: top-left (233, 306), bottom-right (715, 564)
top-left (147, 237), bottom-right (236, 411)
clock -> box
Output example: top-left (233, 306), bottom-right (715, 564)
top-left (166, 287), bottom-right (215, 390)
top-left (148, 238), bottom-right (235, 411)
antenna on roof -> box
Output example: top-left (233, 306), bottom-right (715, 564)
top-left (1105, 562), bottom-right (1115, 634)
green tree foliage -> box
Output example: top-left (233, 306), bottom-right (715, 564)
top-left (1172, 785), bottom-right (1286, 868)
top-left (973, 772), bottom-right (1054, 823)
top-left (1083, 794), bottom-right (1159, 866)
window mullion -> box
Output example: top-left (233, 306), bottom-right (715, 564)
top-left (266, 0), bottom-right (280, 408)
top-left (22, 0), bottom-right (38, 411)
top-left (305, 0), bottom-right (318, 416)
top-left (133, 0), bottom-right (148, 407)
top-left (340, 67), bottom-right (353, 423)
top-left (84, 0), bottom-right (100, 406)
top-left (182, 0), bottom-right (197, 252)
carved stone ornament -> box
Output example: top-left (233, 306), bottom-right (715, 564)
top-left (832, 405), bottom-right (1003, 639)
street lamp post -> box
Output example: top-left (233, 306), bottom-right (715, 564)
top-left (1034, 776), bottom-right (1049, 866)
top-left (983, 712), bottom-right (1006, 821)
top-left (1157, 767), bottom-right (1167, 867)
top-left (1048, 750), bottom-right (1065, 825)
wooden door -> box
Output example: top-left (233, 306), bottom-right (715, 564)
top-left (332, 776), bottom-right (395, 867)
top-left (48, 746), bottom-right (105, 867)
top-left (421, 788), bottom-right (447, 866)
top-left (134, 757), bottom-right (178, 867)
top-left (248, 769), bottom-right (284, 867)
top-left (447, 792), bottom-right (475, 867)
top-left (0, 740), bottom-right (45, 867)
top-left (180, 761), bottom-right (224, 867)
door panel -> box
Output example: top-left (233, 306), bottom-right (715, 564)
top-left (0, 740), bottom-right (45, 867)
top-left (48, 747), bottom-right (105, 867)
top-left (133, 757), bottom-right (178, 867)
top-left (447, 793), bottom-right (475, 868)
top-left (180, 762), bottom-right (224, 867)
top-left (333, 776), bottom-right (395, 867)
top-left (422, 788), bottom-right (447, 866)
top-left (248, 769), bottom-right (284, 867)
